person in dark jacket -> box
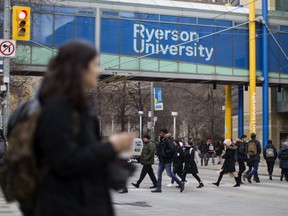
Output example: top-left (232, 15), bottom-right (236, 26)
top-left (132, 134), bottom-right (157, 188)
top-left (30, 41), bottom-right (135, 216)
top-left (215, 140), bottom-right (224, 165)
top-left (263, 140), bottom-right (277, 180)
top-left (167, 140), bottom-right (184, 187)
top-left (213, 139), bottom-right (240, 187)
top-left (246, 133), bottom-right (262, 183)
top-left (151, 129), bottom-right (185, 193)
top-left (235, 135), bottom-right (248, 184)
top-left (181, 142), bottom-right (204, 189)
top-left (278, 140), bottom-right (288, 181)
top-left (198, 139), bottom-right (208, 166)
top-left (206, 139), bottom-right (215, 165)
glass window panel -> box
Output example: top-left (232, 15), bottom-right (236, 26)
top-left (215, 19), bottom-right (232, 27)
top-left (32, 13), bottom-right (53, 46)
top-left (280, 26), bottom-right (288, 33)
top-left (197, 25), bottom-right (214, 65)
top-left (198, 18), bottom-right (214, 26)
top-left (32, 5), bottom-right (54, 13)
top-left (179, 17), bottom-right (196, 25)
top-left (160, 15), bottom-right (178, 23)
top-left (280, 32), bottom-right (288, 73)
top-left (138, 13), bottom-right (159, 21)
top-left (102, 11), bottom-right (119, 17)
top-left (76, 8), bottom-right (95, 15)
top-left (55, 6), bottom-right (75, 14)
top-left (54, 15), bottom-right (75, 47)
top-left (75, 16), bottom-right (95, 45)
top-left (120, 12), bottom-right (139, 19)
top-left (101, 18), bottom-right (120, 54)
top-left (215, 27), bottom-right (232, 67)
top-left (268, 32), bottom-right (280, 72)
top-left (233, 29), bottom-right (249, 69)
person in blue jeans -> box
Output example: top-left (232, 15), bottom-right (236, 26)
top-left (151, 129), bottom-right (185, 193)
top-left (246, 133), bottom-right (262, 183)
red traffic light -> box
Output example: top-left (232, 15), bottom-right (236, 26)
top-left (17, 10), bottom-right (28, 20)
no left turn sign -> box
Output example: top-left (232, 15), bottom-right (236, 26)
top-left (0, 40), bottom-right (16, 58)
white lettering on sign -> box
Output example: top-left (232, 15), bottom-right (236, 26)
top-left (133, 24), bottom-right (214, 61)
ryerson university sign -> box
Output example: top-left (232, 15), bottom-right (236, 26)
top-left (133, 24), bottom-right (214, 61)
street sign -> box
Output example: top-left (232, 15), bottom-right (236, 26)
top-left (154, 87), bottom-right (164, 111)
top-left (0, 39), bottom-right (16, 58)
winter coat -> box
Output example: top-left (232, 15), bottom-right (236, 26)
top-left (183, 147), bottom-right (198, 174)
top-left (156, 134), bottom-right (175, 164)
top-left (235, 138), bottom-right (248, 161)
top-left (215, 142), bottom-right (223, 156)
top-left (199, 143), bottom-right (208, 154)
top-left (207, 143), bottom-right (215, 154)
top-left (173, 146), bottom-right (184, 167)
top-left (221, 145), bottom-right (237, 173)
top-left (263, 144), bottom-right (277, 162)
top-left (34, 96), bottom-right (117, 216)
top-left (247, 139), bottom-right (262, 162)
top-left (140, 141), bottom-right (155, 165)
top-left (278, 145), bottom-right (288, 169)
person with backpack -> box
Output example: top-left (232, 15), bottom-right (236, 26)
top-left (2, 41), bottom-right (135, 216)
top-left (235, 135), bottom-right (248, 184)
top-left (278, 140), bottom-right (288, 181)
top-left (181, 142), bottom-right (204, 189)
top-left (0, 129), bottom-right (7, 166)
top-left (213, 139), bottom-right (240, 187)
top-left (152, 129), bottom-right (185, 193)
top-left (246, 133), bottom-right (262, 183)
top-left (131, 134), bottom-right (157, 189)
top-left (263, 140), bottom-right (277, 180)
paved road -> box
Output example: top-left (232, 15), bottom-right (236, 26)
top-left (113, 162), bottom-right (287, 216)
top-left (1, 162), bottom-right (287, 216)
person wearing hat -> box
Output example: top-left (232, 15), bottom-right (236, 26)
top-left (213, 139), bottom-right (240, 187)
top-left (131, 134), bottom-right (158, 189)
top-left (278, 140), bottom-right (288, 181)
top-left (246, 133), bottom-right (262, 183)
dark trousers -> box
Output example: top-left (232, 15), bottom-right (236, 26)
top-left (200, 153), bottom-right (207, 166)
top-left (247, 161), bottom-right (259, 181)
top-left (20, 207), bottom-right (35, 216)
top-left (137, 164), bottom-right (157, 186)
top-left (171, 164), bottom-right (183, 184)
top-left (266, 160), bottom-right (275, 176)
top-left (181, 171), bottom-right (201, 183)
top-left (237, 159), bottom-right (246, 181)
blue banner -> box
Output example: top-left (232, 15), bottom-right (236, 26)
top-left (154, 87), bottom-right (163, 111)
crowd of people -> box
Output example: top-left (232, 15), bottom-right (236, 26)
top-left (130, 130), bottom-right (288, 194)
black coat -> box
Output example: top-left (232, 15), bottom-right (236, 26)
top-left (157, 136), bottom-right (175, 164)
top-left (263, 144), bottom-right (277, 162)
top-left (183, 148), bottom-right (198, 174)
top-left (35, 96), bottom-right (116, 216)
top-left (221, 145), bottom-right (237, 173)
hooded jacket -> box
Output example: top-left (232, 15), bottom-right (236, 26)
top-left (235, 138), bottom-right (248, 161)
top-left (156, 133), bottom-right (175, 164)
top-left (278, 144), bottom-right (288, 169)
top-left (140, 141), bottom-right (155, 165)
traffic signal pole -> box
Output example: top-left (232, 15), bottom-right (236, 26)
top-left (2, 0), bottom-right (11, 135)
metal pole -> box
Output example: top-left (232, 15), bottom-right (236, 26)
top-left (225, 85), bottom-right (232, 139)
top-left (249, 0), bottom-right (257, 134)
top-left (111, 115), bottom-right (114, 134)
top-left (2, 0), bottom-right (11, 135)
top-left (139, 114), bottom-right (143, 139)
top-left (150, 82), bottom-right (155, 142)
top-left (262, 0), bottom-right (269, 149)
top-left (128, 116), bottom-right (131, 132)
top-left (238, 85), bottom-right (244, 138)
top-left (173, 116), bottom-right (176, 139)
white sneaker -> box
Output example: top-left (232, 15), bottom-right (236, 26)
top-left (166, 183), bottom-right (174, 187)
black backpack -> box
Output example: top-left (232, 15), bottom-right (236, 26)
top-left (280, 150), bottom-right (288, 161)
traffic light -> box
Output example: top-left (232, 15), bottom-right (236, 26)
top-left (12, 6), bottom-right (31, 41)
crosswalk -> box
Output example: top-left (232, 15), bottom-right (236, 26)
top-left (0, 196), bottom-right (21, 216)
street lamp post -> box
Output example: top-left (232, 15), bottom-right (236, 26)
top-left (111, 115), bottom-right (115, 134)
top-left (138, 111), bottom-right (144, 138)
top-left (172, 112), bottom-right (178, 139)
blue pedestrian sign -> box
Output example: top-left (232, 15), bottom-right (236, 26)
top-left (154, 87), bottom-right (163, 111)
